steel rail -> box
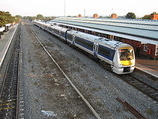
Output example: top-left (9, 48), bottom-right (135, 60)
top-left (16, 28), bottom-right (25, 119)
top-left (28, 26), bottom-right (102, 119)
top-left (100, 61), bottom-right (158, 102)
top-left (120, 74), bottom-right (158, 102)
top-left (116, 97), bottom-right (146, 119)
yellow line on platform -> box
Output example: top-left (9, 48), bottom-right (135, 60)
top-left (0, 106), bottom-right (15, 111)
top-left (0, 103), bottom-right (14, 106)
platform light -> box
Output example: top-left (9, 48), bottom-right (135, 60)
top-left (64, 0), bottom-right (66, 17)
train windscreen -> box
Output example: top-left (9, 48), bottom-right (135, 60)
top-left (119, 49), bottom-right (134, 60)
top-left (119, 48), bottom-right (134, 66)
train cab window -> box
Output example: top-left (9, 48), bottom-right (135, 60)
top-left (119, 49), bottom-right (134, 61)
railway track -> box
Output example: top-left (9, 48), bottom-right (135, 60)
top-left (95, 53), bottom-right (157, 104)
top-left (100, 60), bottom-right (158, 102)
top-left (0, 25), bottom-right (21, 118)
top-left (120, 74), bottom-right (158, 101)
top-left (26, 25), bottom-right (102, 119)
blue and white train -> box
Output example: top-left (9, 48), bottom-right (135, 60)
top-left (34, 20), bottom-right (135, 74)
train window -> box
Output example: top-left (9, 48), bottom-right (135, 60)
top-left (98, 45), bottom-right (115, 60)
top-left (119, 49), bottom-right (134, 61)
top-left (75, 37), bottom-right (93, 51)
top-left (48, 27), bottom-right (53, 31)
top-left (54, 29), bottom-right (59, 34)
top-left (67, 33), bottom-right (73, 41)
top-left (60, 31), bottom-right (65, 37)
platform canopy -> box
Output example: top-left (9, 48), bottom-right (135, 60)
top-left (51, 17), bottom-right (158, 41)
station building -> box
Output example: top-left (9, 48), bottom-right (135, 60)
top-left (111, 13), bottom-right (117, 19)
top-left (150, 12), bottom-right (158, 20)
top-left (51, 17), bottom-right (158, 59)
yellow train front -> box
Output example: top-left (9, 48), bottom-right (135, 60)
top-left (112, 45), bottom-right (135, 74)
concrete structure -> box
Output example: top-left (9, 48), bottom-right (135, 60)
top-left (0, 24), bottom-right (18, 67)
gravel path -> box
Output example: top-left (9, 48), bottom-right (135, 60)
top-left (19, 20), bottom-right (158, 119)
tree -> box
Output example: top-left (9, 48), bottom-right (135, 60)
top-left (142, 15), bottom-right (150, 19)
top-left (37, 14), bottom-right (44, 20)
top-left (15, 15), bottom-right (22, 19)
top-left (0, 11), bottom-right (15, 27)
top-left (125, 12), bottom-right (136, 19)
top-left (14, 15), bottom-right (22, 23)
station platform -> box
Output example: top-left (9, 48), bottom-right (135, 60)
top-left (0, 24), bottom-right (18, 67)
top-left (135, 58), bottom-right (158, 78)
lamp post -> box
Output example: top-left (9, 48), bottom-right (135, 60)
top-left (64, 0), bottom-right (66, 17)
top-left (84, 8), bottom-right (86, 17)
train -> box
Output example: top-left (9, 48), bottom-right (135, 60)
top-left (33, 20), bottom-right (135, 74)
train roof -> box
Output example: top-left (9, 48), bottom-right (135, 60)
top-left (51, 17), bottom-right (158, 45)
top-left (72, 30), bottom-right (99, 41)
top-left (69, 29), bottom-right (131, 49)
top-left (35, 20), bottom-right (133, 49)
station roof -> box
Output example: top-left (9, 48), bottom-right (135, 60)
top-left (51, 17), bottom-right (158, 42)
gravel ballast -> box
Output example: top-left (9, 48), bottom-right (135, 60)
top-left (18, 20), bottom-right (158, 119)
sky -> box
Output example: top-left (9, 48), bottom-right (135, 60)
top-left (0, 0), bottom-right (158, 17)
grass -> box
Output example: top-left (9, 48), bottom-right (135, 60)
top-left (146, 109), bottom-right (154, 115)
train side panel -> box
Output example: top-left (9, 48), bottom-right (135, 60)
top-left (96, 44), bottom-right (115, 65)
top-left (74, 36), bottom-right (94, 55)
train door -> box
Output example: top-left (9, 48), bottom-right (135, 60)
top-left (59, 31), bottom-right (62, 39)
top-left (59, 31), bottom-right (65, 40)
top-left (93, 41), bottom-right (99, 57)
top-left (72, 35), bottom-right (75, 45)
top-left (65, 30), bottom-right (71, 42)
